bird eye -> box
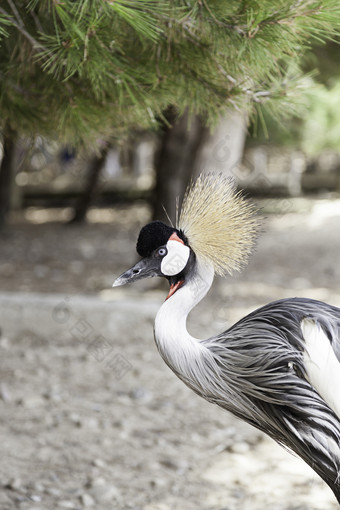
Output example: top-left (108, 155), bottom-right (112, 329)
top-left (157, 247), bottom-right (167, 257)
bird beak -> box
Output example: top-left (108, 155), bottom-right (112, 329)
top-left (112, 258), bottom-right (161, 288)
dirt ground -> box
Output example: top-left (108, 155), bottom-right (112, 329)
top-left (1, 198), bottom-right (340, 510)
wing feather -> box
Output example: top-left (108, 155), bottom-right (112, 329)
top-left (199, 297), bottom-right (340, 498)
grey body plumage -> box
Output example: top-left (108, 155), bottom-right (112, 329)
top-left (199, 298), bottom-right (340, 501)
top-left (114, 174), bottom-right (340, 504)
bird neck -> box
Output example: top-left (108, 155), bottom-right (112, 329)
top-left (154, 258), bottom-right (214, 378)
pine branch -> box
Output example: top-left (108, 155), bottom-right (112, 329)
top-left (1, 0), bottom-right (340, 147)
top-left (6, 0), bottom-right (22, 27)
top-left (0, 6), bottom-right (48, 52)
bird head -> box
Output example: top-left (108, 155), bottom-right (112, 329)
top-left (113, 173), bottom-right (260, 299)
top-left (113, 220), bottom-right (194, 299)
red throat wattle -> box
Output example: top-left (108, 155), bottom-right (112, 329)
top-left (166, 280), bottom-right (184, 300)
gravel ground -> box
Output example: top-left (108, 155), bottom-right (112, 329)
top-left (0, 199), bottom-right (340, 510)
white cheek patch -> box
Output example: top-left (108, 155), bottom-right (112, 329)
top-left (161, 240), bottom-right (190, 276)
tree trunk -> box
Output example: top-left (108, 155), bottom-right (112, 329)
top-left (153, 108), bottom-right (208, 224)
top-left (69, 148), bottom-right (108, 224)
top-left (194, 110), bottom-right (248, 179)
top-left (0, 127), bottom-right (16, 228)
top-left (153, 109), bottom-right (247, 224)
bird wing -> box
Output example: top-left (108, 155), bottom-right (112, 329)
top-left (231, 296), bottom-right (340, 361)
top-left (207, 297), bottom-right (340, 417)
top-left (201, 297), bottom-right (340, 498)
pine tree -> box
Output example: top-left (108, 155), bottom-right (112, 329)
top-left (1, 0), bottom-right (340, 223)
top-left (1, 0), bottom-right (340, 146)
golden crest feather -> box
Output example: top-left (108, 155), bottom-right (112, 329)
top-left (177, 173), bottom-right (260, 276)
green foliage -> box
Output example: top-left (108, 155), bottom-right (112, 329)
top-left (301, 81), bottom-right (340, 154)
top-left (1, 0), bottom-right (340, 149)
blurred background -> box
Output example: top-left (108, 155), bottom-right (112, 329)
top-left (1, 2), bottom-right (340, 510)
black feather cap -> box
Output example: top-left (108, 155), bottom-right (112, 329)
top-left (136, 221), bottom-right (187, 257)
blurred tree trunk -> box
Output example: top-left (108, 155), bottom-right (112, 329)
top-left (69, 147), bottom-right (108, 223)
top-left (153, 109), bottom-right (247, 223)
top-left (0, 126), bottom-right (16, 228)
top-left (153, 108), bottom-right (208, 223)
top-left (195, 110), bottom-right (247, 178)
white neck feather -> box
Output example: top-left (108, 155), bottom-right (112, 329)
top-left (154, 258), bottom-right (214, 379)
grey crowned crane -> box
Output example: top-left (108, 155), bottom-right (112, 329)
top-left (113, 173), bottom-right (340, 503)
